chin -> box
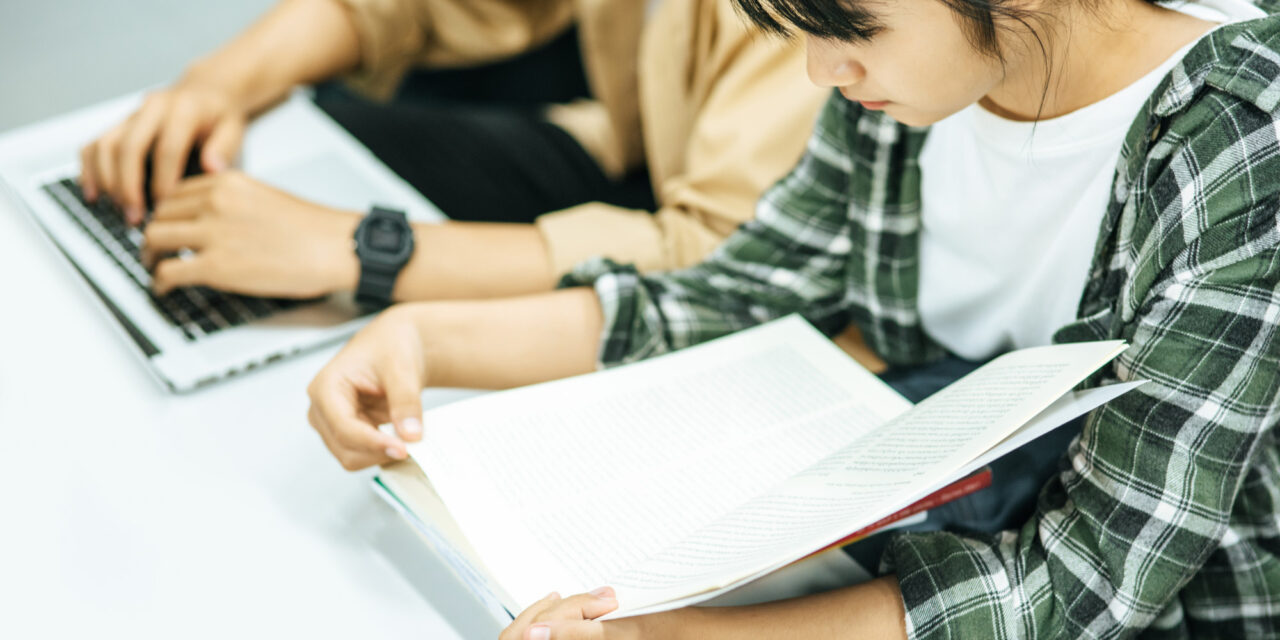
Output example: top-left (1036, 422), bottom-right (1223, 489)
top-left (881, 106), bottom-right (947, 128)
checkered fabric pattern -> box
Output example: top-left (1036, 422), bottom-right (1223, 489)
top-left (561, 14), bottom-right (1280, 639)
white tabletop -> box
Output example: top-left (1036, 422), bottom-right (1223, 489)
top-left (0, 196), bottom-right (500, 638)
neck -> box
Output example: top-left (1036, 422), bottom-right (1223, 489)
top-left (980, 0), bottom-right (1216, 121)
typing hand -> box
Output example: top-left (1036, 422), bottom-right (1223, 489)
top-left (79, 83), bottom-right (248, 225)
top-left (306, 305), bottom-right (428, 470)
top-left (501, 589), bottom-right (619, 640)
top-left (143, 171), bottom-right (361, 298)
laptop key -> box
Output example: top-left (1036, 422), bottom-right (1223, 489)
top-left (43, 177), bottom-right (325, 342)
top-left (239, 295), bottom-right (275, 318)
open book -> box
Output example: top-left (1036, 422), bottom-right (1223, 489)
top-left (374, 316), bottom-right (1141, 622)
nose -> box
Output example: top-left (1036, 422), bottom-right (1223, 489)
top-left (805, 36), bottom-right (865, 88)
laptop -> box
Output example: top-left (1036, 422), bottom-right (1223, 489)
top-left (0, 90), bottom-right (444, 392)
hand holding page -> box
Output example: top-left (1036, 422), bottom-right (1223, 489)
top-left (376, 316), bottom-right (1136, 619)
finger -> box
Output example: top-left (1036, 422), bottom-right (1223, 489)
top-left (151, 190), bottom-right (208, 221)
top-left (307, 404), bottom-right (386, 471)
top-left (152, 254), bottom-right (208, 296)
top-left (115, 100), bottom-right (167, 221)
top-left (526, 621), bottom-right (606, 640)
top-left (356, 394), bottom-right (393, 425)
top-left (144, 220), bottom-right (205, 253)
top-left (138, 246), bottom-right (174, 271)
top-left (313, 373), bottom-right (408, 464)
top-left (165, 171), bottom-right (222, 195)
top-left (202, 114), bottom-right (245, 173)
top-left (150, 101), bottom-right (200, 204)
top-left (356, 407), bottom-right (391, 429)
top-left (307, 404), bottom-right (335, 449)
top-left (94, 129), bottom-right (123, 210)
top-left (377, 357), bottom-right (425, 442)
top-left (503, 592), bottom-right (562, 640)
top-left (536, 589), bottom-right (618, 623)
top-left (79, 142), bottom-right (101, 202)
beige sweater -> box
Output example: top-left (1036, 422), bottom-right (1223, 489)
top-left (333, 0), bottom-right (827, 273)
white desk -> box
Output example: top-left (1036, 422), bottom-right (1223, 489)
top-left (0, 196), bottom-right (501, 638)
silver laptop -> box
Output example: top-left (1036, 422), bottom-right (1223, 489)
top-left (0, 91), bottom-right (444, 392)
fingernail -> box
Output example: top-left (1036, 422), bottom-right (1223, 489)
top-left (126, 206), bottom-right (143, 225)
top-left (401, 418), bottom-right (423, 439)
top-left (206, 155), bottom-right (227, 172)
top-left (529, 625), bottom-right (551, 640)
top-left (384, 446), bottom-right (407, 460)
top-left (589, 586), bottom-right (615, 599)
top-left (83, 184), bottom-right (97, 201)
top-left (544, 591), bottom-right (560, 601)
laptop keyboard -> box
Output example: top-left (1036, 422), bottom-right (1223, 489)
top-left (42, 178), bottom-right (312, 341)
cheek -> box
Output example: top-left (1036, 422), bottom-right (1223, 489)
top-left (895, 55), bottom-right (1000, 123)
top-left (919, 44), bottom-right (993, 90)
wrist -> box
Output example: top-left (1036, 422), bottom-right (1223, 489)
top-left (321, 210), bottom-right (363, 295)
top-left (407, 302), bottom-right (462, 389)
top-left (603, 608), bottom-right (694, 640)
top-left (180, 56), bottom-right (283, 114)
top-left (602, 619), bottom-right (644, 640)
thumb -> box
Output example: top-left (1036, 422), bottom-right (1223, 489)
top-left (152, 254), bottom-right (206, 296)
top-left (201, 114), bottom-right (245, 173)
top-left (573, 587), bottom-right (618, 620)
top-left (381, 359), bottom-right (425, 443)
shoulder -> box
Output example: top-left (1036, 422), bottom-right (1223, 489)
top-left (1137, 18), bottom-right (1280, 225)
top-left (1154, 17), bottom-right (1280, 130)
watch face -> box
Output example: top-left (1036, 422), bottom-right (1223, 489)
top-left (357, 209), bottom-right (413, 267)
top-left (369, 220), bottom-right (404, 252)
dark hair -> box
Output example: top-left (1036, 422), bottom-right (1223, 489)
top-left (733, 0), bottom-right (1036, 61)
top-left (736, 0), bottom-right (1114, 123)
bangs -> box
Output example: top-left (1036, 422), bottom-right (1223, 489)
top-left (733, 0), bottom-right (884, 41)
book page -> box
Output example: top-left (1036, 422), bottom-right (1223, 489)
top-left (599, 341), bottom-right (1127, 612)
top-left (407, 317), bottom-right (913, 610)
top-left (617, 382), bottom-right (1144, 617)
top-left (374, 463), bottom-right (518, 621)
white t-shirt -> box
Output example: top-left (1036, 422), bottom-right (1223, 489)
top-left (917, 0), bottom-right (1264, 360)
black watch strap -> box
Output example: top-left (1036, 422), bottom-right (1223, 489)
top-left (354, 206), bottom-right (414, 311)
top-left (355, 260), bottom-right (400, 310)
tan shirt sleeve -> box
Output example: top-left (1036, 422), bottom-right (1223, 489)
top-left (535, 15), bottom-right (827, 274)
top-left (331, 0), bottom-right (575, 98)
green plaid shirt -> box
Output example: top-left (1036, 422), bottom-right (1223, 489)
top-left (562, 13), bottom-right (1280, 639)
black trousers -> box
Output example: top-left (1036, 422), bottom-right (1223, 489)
top-left (313, 28), bottom-right (656, 223)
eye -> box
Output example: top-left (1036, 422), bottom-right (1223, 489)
top-left (851, 25), bottom-right (886, 43)
top-left (810, 22), bottom-right (883, 44)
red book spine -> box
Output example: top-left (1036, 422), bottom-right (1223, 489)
top-left (801, 468), bottom-right (993, 559)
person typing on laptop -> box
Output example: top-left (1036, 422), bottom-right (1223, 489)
top-left (77, 0), bottom-right (825, 306)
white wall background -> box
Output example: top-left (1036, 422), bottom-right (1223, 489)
top-left (0, 0), bottom-right (275, 133)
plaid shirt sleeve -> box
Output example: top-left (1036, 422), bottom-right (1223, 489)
top-left (884, 70), bottom-right (1280, 637)
top-left (560, 94), bottom-right (858, 366)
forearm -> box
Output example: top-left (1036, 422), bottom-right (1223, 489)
top-left (181, 0), bottom-right (362, 112)
top-left (397, 222), bottom-right (557, 301)
top-left (411, 287), bottom-right (603, 390)
top-left (324, 219), bottom-right (558, 301)
top-left (609, 577), bottom-right (908, 640)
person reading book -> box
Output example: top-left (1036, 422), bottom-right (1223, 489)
top-left (75, 0), bottom-right (825, 302)
top-left (305, 0), bottom-right (1280, 636)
